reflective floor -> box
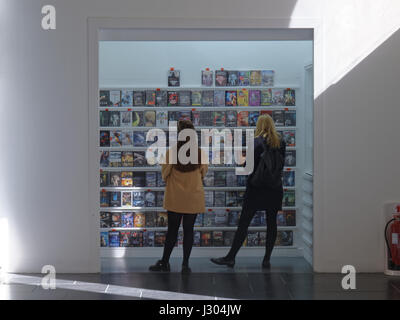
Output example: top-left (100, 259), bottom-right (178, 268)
top-left (1, 257), bottom-right (400, 300)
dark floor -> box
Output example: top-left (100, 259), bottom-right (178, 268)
top-left (1, 257), bottom-right (400, 300)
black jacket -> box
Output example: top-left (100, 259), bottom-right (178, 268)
top-left (242, 136), bottom-right (286, 211)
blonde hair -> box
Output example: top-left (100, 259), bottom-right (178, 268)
top-left (254, 114), bottom-right (281, 148)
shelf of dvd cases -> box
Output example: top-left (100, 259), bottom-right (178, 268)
top-left (98, 83), bottom-right (298, 252)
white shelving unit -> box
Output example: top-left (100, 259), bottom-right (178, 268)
top-left (98, 84), bottom-right (298, 256)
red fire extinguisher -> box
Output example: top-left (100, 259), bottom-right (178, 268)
top-left (385, 205), bottom-right (400, 270)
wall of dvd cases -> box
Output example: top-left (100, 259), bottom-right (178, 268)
top-left (98, 68), bottom-right (298, 255)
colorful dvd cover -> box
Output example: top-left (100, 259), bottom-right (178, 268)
top-left (109, 111), bottom-right (120, 127)
top-left (155, 90), bottom-right (168, 106)
top-left (100, 171), bottom-right (109, 187)
top-left (121, 171), bottom-right (133, 187)
top-left (276, 231), bottom-right (293, 246)
top-left (248, 111), bottom-right (260, 126)
top-left (194, 213), bottom-right (203, 227)
top-left (134, 212), bottom-right (145, 227)
top-left (144, 231), bottom-right (155, 247)
top-left (283, 171), bottom-right (295, 187)
top-left (167, 91), bottom-right (179, 106)
top-left (168, 70), bottom-right (180, 87)
top-left (201, 232), bottom-right (212, 247)
top-left (226, 191), bottom-right (238, 207)
top-left (179, 91), bottom-right (191, 106)
top-left (122, 191), bottom-right (132, 207)
top-left (284, 110), bottom-right (296, 127)
top-left (145, 212), bottom-right (158, 227)
top-left (249, 90), bottom-right (261, 106)
top-left (108, 231), bottom-right (120, 247)
top-left (121, 151), bottom-right (134, 167)
top-left (99, 90), bottom-right (111, 107)
top-left (237, 89), bottom-right (248, 106)
top-left (120, 111), bottom-right (132, 127)
top-left (110, 130), bottom-right (122, 147)
top-left (109, 151), bottom-right (122, 167)
top-left (100, 151), bottom-right (110, 167)
top-left (121, 212), bottom-right (134, 227)
top-left (212, 231), bottom-right (224, 246)
top-left (130, 231), bottom-right (144, 247)
top-left (109, 172), bottom-right (121, 187)
top-left (261, 70), bottom-right (274, 86)
top-left (121, 90), bottom-right (133, 107)
top-left (144, 110), bottom-right (156, 127)
top-left (131, 111), bottom-right (143, 127)
top-left (110, 90), bottom-right (121, 106)
top-left (283, 130), bottom-right (296, 147)
top-left (111, 213), bottom-right (121, 227)
top-left (223, 231), bottom-right (235, 246)
top-left (225, 110), bottom-right (237, 127)
top-left (237, 111), bottom-right (249, 126)
top-left (273, 110), bottom-right (285, 126)
top-left (238, 71), bottom-right (250, 86)
top-left (157, 212), bottom-right (168, 227)
top-left (133, 151), bottom-right (146, 166)
top-left (260, 89), bottom-right (273, 106)
top-left (132, 131), bottom-right (146, 146)
top-left (191, 111), bottom-right (201, 126)
top-left (284, 89), bottom-right (296, 106)
top-left (178, 110), bottom-right (191, 121)
top-left (272, 89), bottom-right (284, 106)
top-left (214, 210), bottom-right (228, 226)
top-left (156, 110), bottom-right (169, 127)
top-left (121, 131), bottom-right (133, 147)
top-left (132, 192), bottom-right (145, 207)
top-left (250, 71), bottom-right (262, 86)
top-left (227, 71), bottom-right (239, 86)
top-left (110, 191), bottom-right (121, 207)
top-left (215, 70), bottom-right (228, 87)
top-left (133, 91), bottom-right (145, 106)
top-left (145, 90), bottom-right (156, 106)
top-left (212, 111), bottom-right (226, 127)
top-left (191, 91), bottom-right (202, 106)
top-left (214, 191), bottom-right (226, 207)
top-left (285, 150), bottom-right (296, 167)
top-left (100, 130), bottom-right (110, 147)
top-left (213, 90), bottom-right (225, 107)
top-left (100, 111), bottom-right (110, 127)
top-left (100, 232), bottom-right (109, 247)
top-left (100, 191), bottom-right (109, 207)
top-left (283, 190), bottom-right (295, 207)
top-left (202, 70), bottom-right (213, 87)
top-left (145, 172), bottom-right (157, 187)
top-left (202, 90), bottom-right (214, 106)
top-left (225, 90), bottom-right (238, 106)
top-left (155, 231), bottom-right (167, 247)
top-left (145, 191), bottom-right (156, 207)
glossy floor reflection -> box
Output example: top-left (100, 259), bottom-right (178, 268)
top-left (1, 257), bottom-right (400, 300)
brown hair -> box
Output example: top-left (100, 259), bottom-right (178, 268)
top-left (173, 120), bottom-right (201, 172)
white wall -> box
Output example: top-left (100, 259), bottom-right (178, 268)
top-left (1, 0), bottom-right (400, 273)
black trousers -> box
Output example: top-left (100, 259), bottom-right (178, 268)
top-left (226, 208), bottom-right (278, 260)
top-left (161, 211), bottom-right (197, 265)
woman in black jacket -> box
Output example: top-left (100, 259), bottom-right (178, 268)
top-left (211, 114), bottom-right (286, 268)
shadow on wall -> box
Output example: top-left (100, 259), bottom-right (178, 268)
top-left (313, 27), bottom-right (400, 272)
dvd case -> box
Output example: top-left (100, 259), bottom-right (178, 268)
top-left (202, 70), bottom-right (213, 87)
top-left (168, 70), bottom-right (180, 87)
top-left (121, 90), bottom-right (133, 107)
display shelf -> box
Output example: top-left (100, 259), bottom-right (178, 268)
top-left (100, 85), bottom-right (301, 90)
top-left (100, 206), bottom-right (297, 212)
top-left (99, 126), bottom-right (297, 131)
top-left (100, 226), bottom-right (296, 232)
top-left (100, 166), bottom-right (297, 171)
top-left (99, 106), bottom-right (297, 111)
top-left (99, 186), bottom-right (295, 191)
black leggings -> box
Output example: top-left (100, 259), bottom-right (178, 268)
top-left (161, 211), bottom-right (197, 265)
top-left (226, 208), bottom-right (278, 260)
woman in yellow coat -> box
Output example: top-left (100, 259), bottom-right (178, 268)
top-left (149, 120), bottom-right (208, 274)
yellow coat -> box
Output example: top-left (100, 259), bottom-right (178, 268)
top-left (161, 148), bottom-right (208, 214)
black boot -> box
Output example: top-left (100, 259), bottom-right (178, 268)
top-left (262, 256), bottom-right (271, 269)
top-left (210, 257), bottom-right (235, 268)
top-left (149, 260), bottom-right (170, 272)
